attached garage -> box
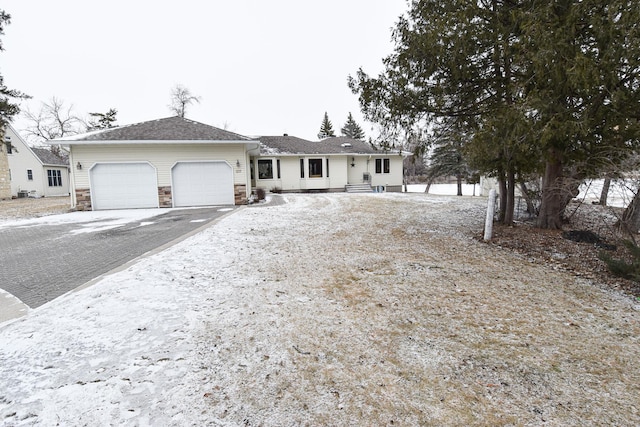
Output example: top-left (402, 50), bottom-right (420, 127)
top-left (90, 162), bottom-right (158, 210)
top-left (172, 161), bottom-right (234, 207)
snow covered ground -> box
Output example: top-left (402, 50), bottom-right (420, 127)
top-left (1, 193), bottom-right (639, 425)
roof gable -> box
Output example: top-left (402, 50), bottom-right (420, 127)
top-left (56, 116), bottom-right (255, 142)
top-left (31, 147), bottom-right (69, 166)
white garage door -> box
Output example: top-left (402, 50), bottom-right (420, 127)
top-left (172, 161), bottom-right (234, 207)
top-left (90, 163), bottom-right (158, 210)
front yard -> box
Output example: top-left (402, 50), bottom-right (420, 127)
top-left (1, 193), bottom-right (638, 425)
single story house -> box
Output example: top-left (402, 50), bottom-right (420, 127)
top-left (54, 117), bottom-right (407, 211)
top-left (56, 116), bottom-right (260, 210)
top-left (5, 125), bottom-right (70, 198)
top-left (253, 135), bottom-right (405, 193)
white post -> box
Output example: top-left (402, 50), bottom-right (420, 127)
top-left (484, 189), bottom-right (496, 241)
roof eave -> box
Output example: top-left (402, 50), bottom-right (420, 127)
top-left (55, 139), bottom-right (258, 145)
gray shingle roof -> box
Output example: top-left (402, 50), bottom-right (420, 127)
top-left (57, 116), bottom-right (255, 142)
top-left (31, 147), bottom-right (69, 166)
top-left (259, 135), bottom-right (382, 155)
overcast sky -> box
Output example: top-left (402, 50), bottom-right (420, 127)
top-left (3, 0), bottom-right (407, 141)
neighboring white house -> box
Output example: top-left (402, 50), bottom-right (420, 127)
top-left (55, 116), bottom-right (260, 210)
top-left (5, 124), bottom-right (70, 198)
top-left (254, 135), bottom-right (406, 193)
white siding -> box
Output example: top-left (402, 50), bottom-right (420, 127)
top-left (6, 126), bottom-right (69, 197)
top-left (254, 154), bottom-right (404, 192)
top-left (71, 143), bottom-right (249, 190)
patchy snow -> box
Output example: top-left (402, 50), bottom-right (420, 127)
top-left (406, 183), bottom-right (480, 196)
top-left (0, 209), bottom-right (168, 231)
top-left (1, 193), bottom-right (639, 425)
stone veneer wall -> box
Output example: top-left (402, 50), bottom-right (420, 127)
top-left (74, 184), bottom-right (245, 210)
top-left (0, 141), bottom-right (11, 200)
top-left (234, 184), bottom-right (247, 205)
top-left (75, 188), bottom-right (92, 211)
top-left (158, 186), bottom-right (172, 208)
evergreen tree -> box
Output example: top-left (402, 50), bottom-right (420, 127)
top-left (0, 9), bottom-right (29, 199)
top-left (350, 0), bottom-right (640, 229)
top-left (426, 119), bottom-right (472, 196)
top-left (317, 112), bottom-right (335, 139)
top-left (341, 112), bottom-right (365, 140)
top-left (87, 108), bottom-right (118, 131)
top-left (0, 10), bottom-right (29, 130)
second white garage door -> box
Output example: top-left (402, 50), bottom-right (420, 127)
top-left (90, 162), bottom-right (158, 210)
top-left (172, 161), bottom-right (234, 207)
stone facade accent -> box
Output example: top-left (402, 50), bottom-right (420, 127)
top-left (234, 184), bottom-right (247, 205)
top-left (0, 140), bottom-right (11, 200)
top-left (75, 188), bottom-right (92, 211)
top-left (158, 186), bottom-right (172, 208)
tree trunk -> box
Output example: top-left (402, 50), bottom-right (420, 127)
top-left (618, 190), bottom-right (640, 235)
top-left (537, 157), bottom-right (565, 229)
top-left (456, 173), bottom-right (463, 196)
top-left (519, 182), bottom-right (536, 215)
top-left (497, 176), bottom-right (507, 223)
top-left (599, 177), bottom-right (611, 206)
top-left (504, 169), bottom-right (516, 225)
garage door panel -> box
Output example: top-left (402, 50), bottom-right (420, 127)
top-left (90, 163), bottom-right (158, 210)
top-left (172, 161), bottom-right (233, 207)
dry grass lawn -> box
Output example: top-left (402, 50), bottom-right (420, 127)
top-left (185, 194), bottom-right (640, 426)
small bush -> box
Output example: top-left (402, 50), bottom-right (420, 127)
top-left (256, 188), bottom-right (266, 200)
top-left (599, 240), bottom-right (640, 282)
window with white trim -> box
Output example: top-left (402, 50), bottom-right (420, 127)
top-left (309, 158), bottom-right (323, 178)
top-left (27, 169), bottom-right (33, 180)
top-left (47, 169), bottom-right (62, 187)
top-left (375, 158), bottom-right (390, 174)
top-left (258, 159), bottom-right (273, 179)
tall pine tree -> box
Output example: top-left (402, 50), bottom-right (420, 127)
top-left (317, 112), bottom-right (336, 139)
top-left (341, 112), bottom-right (365, 140)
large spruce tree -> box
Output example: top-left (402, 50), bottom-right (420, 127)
top-left (341, 112), bottom-right (365, 140)
top-left (350, 0), bottom-right (640, 229)
top-left (317, 112), bottom-right (336, 139)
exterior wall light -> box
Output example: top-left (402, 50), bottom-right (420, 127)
top-left (236, 159), bottom-right (241, 168)
top-left (76, 162), bottom-right (82, 170)
top-left (351, 157), bottom-right (355, 167)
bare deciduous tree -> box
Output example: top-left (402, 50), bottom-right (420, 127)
top-left (168, 85), bottom-right (201, 118)
top-left (23, 97), bottom-right (84, 142)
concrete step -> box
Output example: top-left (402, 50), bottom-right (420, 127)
top-left (345, 184), bottom-right (374, 193)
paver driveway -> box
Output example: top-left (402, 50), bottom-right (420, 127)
top-left (0, 207), bottom-right (237, 308)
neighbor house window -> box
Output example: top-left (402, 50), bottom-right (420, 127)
top-left (27, 169), bottom-right (33, 180)
top-left (5, 141), bottom-right (12, 154)
top-left (309, 158), bottom-right (323, 178)
top-left (300, 159), bottom-right (304, 178)
top-left (47, 169), bottom-right (62, 187)
top-left (258, 159), bottom-right (273, 179)
top-left (375, 158), bottom-right (390, 174)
